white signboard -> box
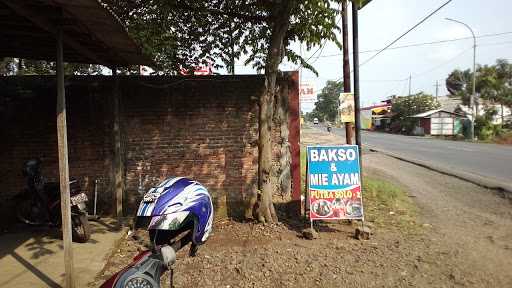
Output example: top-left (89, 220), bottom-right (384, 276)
top-left (339, 93), bottom-right (355, 123)
top-left (300, 82), bottom-right (317, 104)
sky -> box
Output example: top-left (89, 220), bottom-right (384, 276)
top-left (233, 0), bottom-right (512, 112)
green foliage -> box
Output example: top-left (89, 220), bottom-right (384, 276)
top-left (310, 80), bottom-right (343, 122)
top-left (446, 68), bottom-right (472, 105)
top-left (478, 60), bottom-right (512, 108)
top-left (474, 115), bottom-right (493, 140)
top-left (474, 107), bottom-right (504, 140)
top-left (446, 59), bottom-right (512, 108)
top-left (363, 176), bottom-right (417, 230)
top-left (391, 93), bottom-right (441, 133)
top-left (104, 0), bottom-right (343, 75)
top-left (0, 58), bottom-right (16, 76)
top-left (2, 58), bottom-right (103, 76)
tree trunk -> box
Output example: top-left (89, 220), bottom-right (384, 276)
top-left (253, 2), bottom-right (293, 223)
top-left (276, 85), bottom-right (291, 198)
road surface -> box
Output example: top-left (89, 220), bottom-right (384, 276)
top-left (312, 124), bottom-right (512, 186)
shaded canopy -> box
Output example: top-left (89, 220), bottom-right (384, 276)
top-left (0, 0), bottom-right (151, 66)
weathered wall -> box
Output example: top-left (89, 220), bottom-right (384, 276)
top-left (119, 76), bottom-right (263, 217)
top-left (0, 73), bottom-right (299, 223)
top-left (0, 77), bottom-right (116, 218)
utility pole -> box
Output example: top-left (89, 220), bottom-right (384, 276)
top-left (352, 1), bottom-right (362, 159)
top-left (342, 0), bottom-right (353, 144)
top-left (446, 18), bottom-right (476, 140)
top-left (434, 80), bottom-right (440, 98)
top-left (408, 74), bottom-right (412, 96)
top-left (299, 43), bottom-right (302, 118)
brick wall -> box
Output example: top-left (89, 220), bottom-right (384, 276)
top-left (0, 73), bottom-right (298, 224)
top-left (0, 77), bottom-right (115, 219)
top-left (119, 76), bottom-right (263, 216)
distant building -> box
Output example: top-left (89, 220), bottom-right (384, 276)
top-left (436, 95), bottom-right (462, 112)
top-left (437, 95), bottom-right (511, 125)
top-left (360, 102), bottom-right (392, 130)
top-left (409, 109), bottom-right (467, 136)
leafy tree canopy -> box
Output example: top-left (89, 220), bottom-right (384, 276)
top-left (0, 58), bottom-right (103, 76)
top-left (446, 59), bottom-right (512, 108)
top-left (391, 92), bottom-right (440, 133)
top-left (310, 80), bottom-right (343, 122)
top-left (104, 0), bottom-right (347, 223)
top-left (105, 0), bottom-right (343, 74)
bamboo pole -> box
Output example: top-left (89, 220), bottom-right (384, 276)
top-left (112, 67), bottom-right (123, 218)
top-left (56, 25), bottom-right (76, 288)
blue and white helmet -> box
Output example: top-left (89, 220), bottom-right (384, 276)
top-left (136, 177), bottom-right (214, 245)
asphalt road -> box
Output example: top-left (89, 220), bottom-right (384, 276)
top-left (312, 124), bottom-right (512, 186)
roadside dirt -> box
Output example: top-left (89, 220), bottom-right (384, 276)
top-left (90, 127), bottom-right (512, 287)
top-left (365, 152), bottom-right (512, 287)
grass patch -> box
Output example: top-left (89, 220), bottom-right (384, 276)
top-left (363, 177), bottom-right (418, 231)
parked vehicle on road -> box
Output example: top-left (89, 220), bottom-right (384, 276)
top-left (313, 118), bottom-right (319, 124)
top-left (101, 177), bottom-right (214, 288)
top-left (15, 159), bottom-right (91, 243)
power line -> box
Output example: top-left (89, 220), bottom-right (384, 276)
top-left (352, 41), bottom-right (512, 84)
top-left (316, 31), bottom-right (512, 58)
top-left (479, 40), bottom-right (512, 48)
top-left (334, 0), bottom-right (453, 83)
top-left (309, 41), bottom-right (328, 65)
top-left (299, 15), bottom-right (343, 69)
top-left (411, 47), bottom-right (472, 79)
top-left (358, 0), bottom-right (453, 68)
top-left (382, 79), bottom-right (408, 96)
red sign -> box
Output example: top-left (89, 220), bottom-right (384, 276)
top-left (309, 186), bottom-right (362, 220)
top-left (179, 63), bottom-right (214, 76)
top-left (300, 82), bottom-right (317, 103)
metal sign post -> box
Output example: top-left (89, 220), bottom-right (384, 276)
top-left (341, 0), bottom-right (353, 144)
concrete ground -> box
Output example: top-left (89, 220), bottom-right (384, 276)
top-left (0, 218), bottom-right (125, 287)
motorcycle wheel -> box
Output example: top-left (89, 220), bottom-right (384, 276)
top-left (72, 214), bottom-right (91, 243)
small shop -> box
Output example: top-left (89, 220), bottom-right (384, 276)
top-left (360, 104), bottom-right (392, 130)
top-left (410, 109), bottom-right (467, 136)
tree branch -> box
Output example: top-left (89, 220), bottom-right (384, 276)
top-left (170, 2), bottom-right (269, 23)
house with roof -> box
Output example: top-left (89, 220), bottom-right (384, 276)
top-left (409, 109), bottom-right (467, 136)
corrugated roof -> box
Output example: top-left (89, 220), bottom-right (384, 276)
top-left (410, 109), bottom-right (465, 118)
top-left (0, 0), bottom-right (152, 66)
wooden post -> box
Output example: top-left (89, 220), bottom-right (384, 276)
top-left (56, 25), bottom-right (76, 288)
top-left (112, 67), bottom-right (123, 218)
top-left (342, 0), bottom-right (353, 145)
top-left (352, 2), bottom-right (363, 160)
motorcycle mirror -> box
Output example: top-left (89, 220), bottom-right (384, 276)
top-left (160, 245), bottom-right (176, 267)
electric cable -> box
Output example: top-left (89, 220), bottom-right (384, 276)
top-left (316, 31), bottom-right (512, 58)
top-left (358, 0), bottom-right (453, 68)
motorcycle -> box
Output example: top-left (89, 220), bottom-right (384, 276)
top-left (101, 177), bottom-right (214, 288)
top-left (15, 159), bottom-right (91, 243)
